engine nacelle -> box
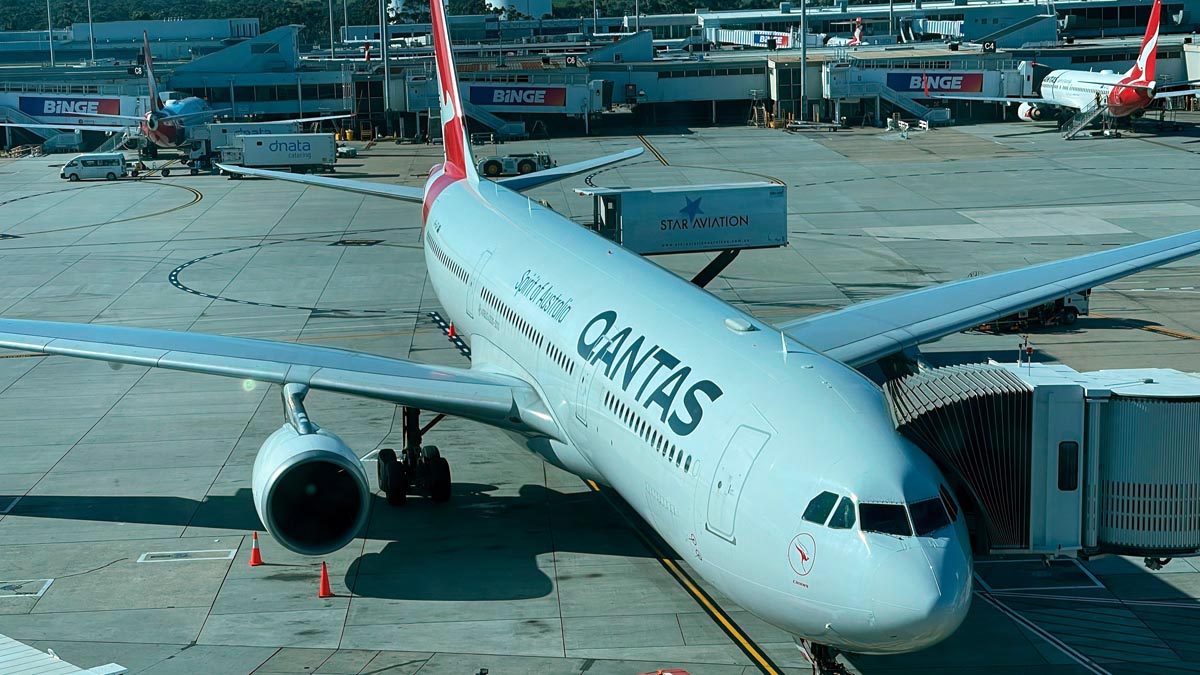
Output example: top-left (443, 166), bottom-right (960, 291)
top-left (1017, 102), bottom-right (1043, 122)
top-left (252, 424), bottom-right (370, 555)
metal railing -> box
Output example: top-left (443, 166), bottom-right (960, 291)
top-left (1062, 98), bottom-right (1107, 139)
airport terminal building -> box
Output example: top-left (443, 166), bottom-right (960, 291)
top-left (2, 0), bottom-right (1200, 149)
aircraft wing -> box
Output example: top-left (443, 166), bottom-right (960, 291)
top-left (263, 114), bottom-right (354, 124)
top-left (0, 121), bottom-right (129, 133)
top-left (0, 318), bottom-right (557, 438)
top-left (1156, 88), bottom-right (1200, 99)
top-left (930, 94), bottom-right (1058, 105)
top-left (777, 230), bottom-right (1200, 367)
top-left (215, 163), bottom-right (425, 203)
top-left (495, 147), bottom-right (645, 191)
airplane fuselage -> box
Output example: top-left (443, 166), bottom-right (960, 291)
top-left (141, 97), bottom-right (211, 148)
top-left (419, 168), bottom-right (973, 654)
top-left (1040, 69), bottom-right (1155, 118)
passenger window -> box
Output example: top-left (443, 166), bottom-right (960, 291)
top-left (909, 497), bottom-right (951, 536)
top-left (802, 491), bottom-right (839, 525)
top-left (1058, 441), bottom-right (1079, 491)
top-left (939, 484), bottom-right (959, 521)
top-left (860, 503), bottom-right (912, 537)
top-left (828, 497), bottom-right (855, 529)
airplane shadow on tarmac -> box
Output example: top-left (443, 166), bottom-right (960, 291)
top-left (5, 481), bottom-right (656, 602)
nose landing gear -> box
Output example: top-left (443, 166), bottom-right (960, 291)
top-left (376, 406), bottom-right (453, 505)
top-left (796, 639), bottom-right (849, 675)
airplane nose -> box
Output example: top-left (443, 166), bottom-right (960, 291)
top-left (867, 540), bottom-right (971, 651)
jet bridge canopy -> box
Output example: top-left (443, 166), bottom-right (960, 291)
top-left (886, 362), bottom-right (1200, 560)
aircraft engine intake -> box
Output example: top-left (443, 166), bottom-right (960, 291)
top-left (251, 424), bottom-right (370, 556)
top-left (145, 112), bottom-right (162, 131)
top-left (1017, 102), bottom-right (1043, 121)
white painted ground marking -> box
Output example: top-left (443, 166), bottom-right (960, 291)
top-left (0, 579), bottom-right (53, 598)
top-left (136, 549), bottom-right (236, 563)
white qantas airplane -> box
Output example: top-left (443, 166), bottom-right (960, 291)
top-left (5, 0), bottom-right (1200, 670)
top-left (936, 0), bottom-right (1199, 125)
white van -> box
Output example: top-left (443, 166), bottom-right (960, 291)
top-left (60, 153), bottom-right (128, 181)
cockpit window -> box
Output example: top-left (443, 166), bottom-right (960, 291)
top-left (828, 497), bottom-right (856, 529)
top-left (860, 503), bottom-right (912, 536)
top-left (939, 484), bottom-right (959, 521)
top-left (802, 491), bottom-right (839, 525)
top-left (910, 497), bottom-right (951, 536)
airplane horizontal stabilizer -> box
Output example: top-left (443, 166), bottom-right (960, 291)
top-left (215, 164), bottom-right (424, 203)
top-left (0, 318), bottom-right (556, 438)
top-left (779, 229), bottom-right (1200, 367)
top-left (496, 147), bottom-right (645, 191)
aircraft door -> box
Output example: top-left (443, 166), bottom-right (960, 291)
top-left (706, 425), bottom-right (770, 544)
top-left (573, 336), bottom-right (610, 427)
top-left (465, 250), bottom-right (492, 319)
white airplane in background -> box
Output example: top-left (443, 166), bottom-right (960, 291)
top-left (936, 0), bottom-right (1200, 125)
top-left (6, 0), bottom-right (1200, 670)
top-left (1, 32), bottom-right (347, 156)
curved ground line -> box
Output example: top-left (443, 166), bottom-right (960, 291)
top-left (1, 182), bottom-right (203, 238)
top-left (168, 239), bottom-right (406, 315)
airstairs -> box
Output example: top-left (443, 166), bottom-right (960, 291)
top-left (461, 99), bottom-right (527, 140)
top-left (1062, 98), bottom-right (1109, 139)
top-left (878, 85), bottom-right (951, 123)
top-left (93, 129), bottom-right (133, 154)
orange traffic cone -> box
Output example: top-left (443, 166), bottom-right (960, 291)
top-left (248, 531), bottom-right (264, 567)
top-left (447, 322), bottom-right (456, 338)
top-left (318, 562), bottom-right (334, 598)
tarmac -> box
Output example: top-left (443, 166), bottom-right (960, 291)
top-left (3, 117), bottom-right (1200, 675)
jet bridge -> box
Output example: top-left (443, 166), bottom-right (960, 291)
top-left (886, 362), bottom-right (1200, 566)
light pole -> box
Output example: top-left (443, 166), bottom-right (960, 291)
top-left (328, 0), bottom-right (336, 58)
top-left (343, 0), bottom-right (349, 35)
top-left (799, 0), bottom-right (807, 121)
top-left (86, 0), bottom-right (95, 63)
top-left (378, 0), bottom-right (392, 136)
top-left (45, 0), bottom-right (55, 67)
top-left (593, 0), bottom-right (598, 35)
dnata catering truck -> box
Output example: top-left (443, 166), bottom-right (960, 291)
top-left (219, 133), bottom-right (336, 174)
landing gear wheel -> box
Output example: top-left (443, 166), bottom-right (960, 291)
top-left (427, 449), bottom-right (452, 503)
top-left (798, 640), bottom-right (847, 675)
top-left (377, 447), bottom-right (408, 506)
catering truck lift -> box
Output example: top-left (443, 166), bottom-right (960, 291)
top-left (575, 182), bottom-right (788, 287)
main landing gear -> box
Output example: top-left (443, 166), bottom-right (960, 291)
top-left (797, 639), bottom-right (849, 675)
top-left (376, 406), bottom-right (452, 505)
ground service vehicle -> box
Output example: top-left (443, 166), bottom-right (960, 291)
top-left (977, 290), bottom-right (1091, 332)
top-left (476, 152), bottom-right (554, 177)
top-left (219, 133), bottom-right (337, 174)
top-left (59, 153), bottom-right (128, 181)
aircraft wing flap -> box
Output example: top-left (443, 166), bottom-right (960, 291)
top-left (0, 318), bottom-right (555, 436)
top-left (216, 164), bottom-right (425, 203)
top-left (780, 230), bottom-right (1200, 367)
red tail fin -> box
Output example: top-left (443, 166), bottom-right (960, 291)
top-left (429, 0), bottom-right (476, 180)
top-left (143, 31), bottom-right (162, 112)
top-left (1127, 0), bottom-right (1160, 82)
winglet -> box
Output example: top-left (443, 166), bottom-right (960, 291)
top-left (1127, 0), bottom-right (1159, 82)
top-left (429, 0), bottom-right (477, 181)
top-left (142, 31), bottom-right (162, 112)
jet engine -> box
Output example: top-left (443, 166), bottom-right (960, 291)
top-left (1017, 102), bottom-right (1044, 121)
top-left (145, 112), bottom-right (161, 131)
top-left (251, 423), bottom-right (370, 556)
